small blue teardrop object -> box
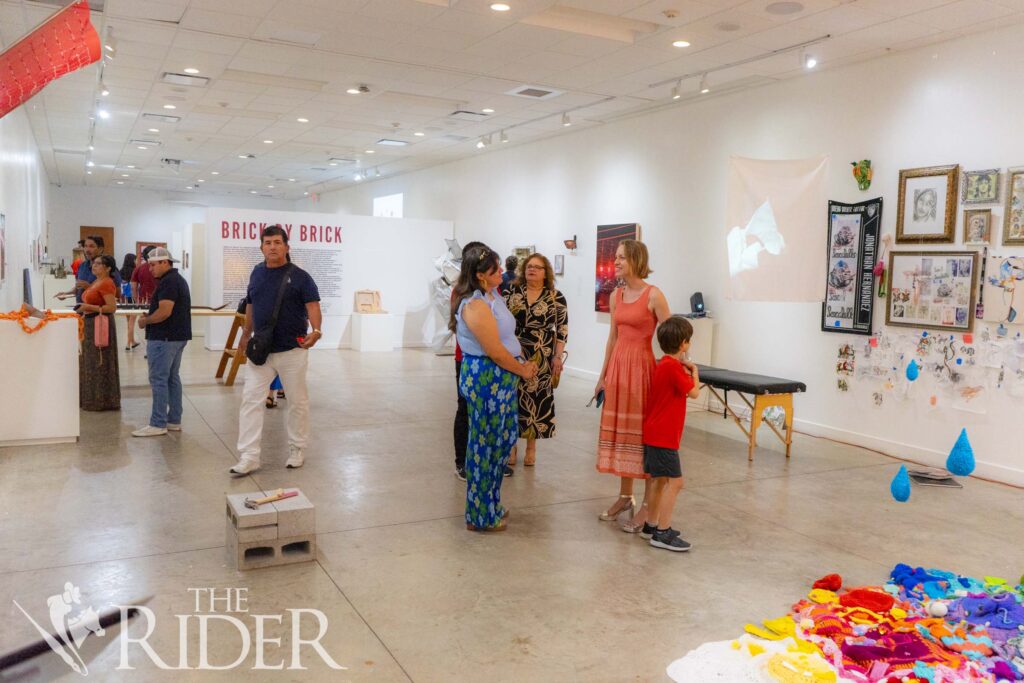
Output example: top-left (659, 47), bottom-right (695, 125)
top-left (923, 331), bottom-right (929, 337)
top-left (906, 360), bottom-right (919, 381)
top-left (946, 428), bottom-right (976, 476)
top-left (891, 465), bottom-right (911, 502)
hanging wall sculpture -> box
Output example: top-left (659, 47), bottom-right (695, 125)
top-left (822, 198), bottom-right (882, 335)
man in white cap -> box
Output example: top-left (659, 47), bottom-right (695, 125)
top-left (132, 247), bottom-right (192, 437)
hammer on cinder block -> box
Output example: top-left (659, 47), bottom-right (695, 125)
top-left (244, 489), bottom-right (298, 510)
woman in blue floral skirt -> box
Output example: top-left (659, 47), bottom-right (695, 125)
top-left (451, 246), bottom-right (538, 531)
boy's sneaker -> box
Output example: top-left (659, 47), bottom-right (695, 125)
top-left (455, 467), bottom-right (467, 481)
top-left (650, 528), bottom-right (691, 552)
top-left (639, 522), bottom-right (658, 539)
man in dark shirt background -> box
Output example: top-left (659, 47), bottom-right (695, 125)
top-left (133, 248), bottom-right (192, 437)
top-left (231, 225), bottom-right (322, 475)
top-left (499, 254), bottom-right (518, 295)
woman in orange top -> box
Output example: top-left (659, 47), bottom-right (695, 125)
top-left (79, 255), bottom-right (121, 411)
top-left (594, 240), bottom-right (671, 532)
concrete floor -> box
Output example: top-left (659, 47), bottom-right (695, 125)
top-left (2, 343), bottom-right (1022, 682)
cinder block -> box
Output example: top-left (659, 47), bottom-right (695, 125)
top-left (225, 492), bottom-right (277, 529)
top-left (272, 490), bottom-right (316, 538)
top-left (226, 530), bottom-right (316, 571)
top-left (226, 517), bottom-right (277, 543)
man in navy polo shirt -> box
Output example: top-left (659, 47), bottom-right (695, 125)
top-left (230, 225), bottom-right (322, 475)
top-left (132, 247), bottom-right (192, 437)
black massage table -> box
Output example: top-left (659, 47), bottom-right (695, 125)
top-left (696, 365), bottom-right (807, 461)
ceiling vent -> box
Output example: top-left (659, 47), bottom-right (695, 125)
top-left (327, 158), bottom-right (357, 165)
top-left (376, 139), bottom-right (408, 147)
top-left (130, 139), bottom-right (161, 147)
top-left (449, 110), bottom-right (489, 122)
top-left (162, 72), bottom-right (210, 87)
top-left (143, 113), bottom-right (181, 123)
top-left (161, 158), bottom-right (182, 173)
top-left (506, 85), bottom-right (565, 100)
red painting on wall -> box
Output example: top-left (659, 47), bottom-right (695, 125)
top-left (595, 223), bottom-right (640, 312)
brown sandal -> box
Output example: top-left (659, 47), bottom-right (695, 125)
top-left (524, 447), bottom-right (536, 466)
top-left (467, 519), bottom-right (508, 532)
top-left (508, 445), bottom-right (517, 467)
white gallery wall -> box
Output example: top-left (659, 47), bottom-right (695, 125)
top-left (0, 106), bottom-right (49, 313)
top-left (301, 24), bottom-right (1024, 485)
top-left (47, 185), bottom-right (294, 269)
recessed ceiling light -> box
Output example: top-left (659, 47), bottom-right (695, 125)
top-left (267, 185), bottom-right (274, 189)
top-left (766, 1), bottom-right (804, 15)
top-left (185, 185), bottom-right (193, 190)
top-left (353, 172), bottom-right (363, 182)
top-left (303, 191), bottom-right (309, 196)
top-left (121, 173), bottom-right (129, 177)
top-left (163, 104), bottom-right (176, 109)
top-left (491, 3), bottom-right (511, 11)
top-left (86, 160), bottom-right (95, 167)
top-left (197, 179), bottom-right (205, 182)
top-left (238, 154), bottom-right (248, 159)
top-left (672, 40), bottom-right (691, 48)
top-left (88, 145), bottom-right (94, 150)
top-left (117, 181), bottom-right (124, 184)
top-left (296, 117), bottom-right (309, 123)
top-left (126, 164), bottom-right (135, 168)
top-left (86, 170), bottom-right (92, 174)
top-left (211, 171), bottom-right (220, 175)
top-left (288, 178), bottom-right (296, 182)
top-left (148, 128), bottom-right (159, 133)
top-left (137, 145), bottom-right (148, 150)
top-left (414, 131), bottom-right (425, 136)
top-left (250, 190), bottom-right (257, 194)
top-left (364, 149), bottom-right (375, 154)
top-left (97, 109), bottom-right (110, 119)
top-left (183, 67), bottom-right (200, 74)
top-left (346, 87), bottom-right (361, 94)
top-left (263, 140), bottom-right (273, 144)
top-left (482, 108), bottom-right (495, 114)
top-left (329, 162), bottom-right (338, 166)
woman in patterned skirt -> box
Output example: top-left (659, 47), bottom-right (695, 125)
top-left (594, 240), bottom-right (671, 532)
top-left (504, 253), bottom-right (568, 468)
top-left (79, 255), bottom-right (121, 411)
top-left (451, 246), bottom-right (538, 532)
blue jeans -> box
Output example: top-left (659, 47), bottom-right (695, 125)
top-left (147, 340), bottom-right (187, 428)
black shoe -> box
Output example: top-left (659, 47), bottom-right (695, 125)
top-left (455, 467), bottom-right (466, 481)
top-left (650, 528), bottom-right (691, 552)
top-left (639, 522), bottom-right (658, 540)
top-left (503, 465), bottom-right (513, 477)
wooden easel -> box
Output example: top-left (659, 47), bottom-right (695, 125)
top-left (215, 312), bottom-right (247, 386)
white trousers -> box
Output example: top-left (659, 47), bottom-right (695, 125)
top-left (237, 348), bottom-right (310, 463)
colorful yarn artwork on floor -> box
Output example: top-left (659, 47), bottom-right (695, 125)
top-left (667, 564), bottom-right (1024, 682)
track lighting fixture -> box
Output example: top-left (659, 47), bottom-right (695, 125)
top-left (699, 73), bottom-right (710, 94)
top-left (561, 113), bottom-right (571, 127)
top-left (671, 80), bottom-right (681, 100)
top-left (500, 130), bottom-right (508, 143)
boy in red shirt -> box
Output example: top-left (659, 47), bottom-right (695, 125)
top-left (641, 316), bottom-right (700, 552)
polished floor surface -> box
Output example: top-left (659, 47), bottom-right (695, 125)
top-left (2, 342), bottom-right (1022, 681)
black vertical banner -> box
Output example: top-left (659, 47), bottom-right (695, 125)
top-left (821, 198), bottom-right (882, 335)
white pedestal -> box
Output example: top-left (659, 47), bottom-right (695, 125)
top-left (42, 274), bottom-right (73, 310)
top-left (351, 313), bottom-right (394, 352)
top-left (687, 317), bottom-right (715, 366)
top-left (0, 317), bottom-right (80, 446)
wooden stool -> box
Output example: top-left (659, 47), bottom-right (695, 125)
top-left (215, 312), bottom-right (247, 386)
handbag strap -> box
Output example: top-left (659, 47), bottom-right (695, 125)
top-left (263, 264), bottom-right (294, 333)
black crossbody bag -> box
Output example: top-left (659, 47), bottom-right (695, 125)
top-left (246, 264), bottom-right (293, 366)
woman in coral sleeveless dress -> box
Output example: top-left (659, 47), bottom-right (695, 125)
top-left (595, 240), bottom-right (671, 532)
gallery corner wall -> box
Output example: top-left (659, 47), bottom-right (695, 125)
top-left (303, 23), bottom-right (1024, 486)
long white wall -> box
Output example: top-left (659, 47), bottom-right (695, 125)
top-left (47, 185), bottom-right (294, 269)
top-left (0, 107), bottom-right (49, 312)
top-left (301, 24), bottom-right (1024, 485)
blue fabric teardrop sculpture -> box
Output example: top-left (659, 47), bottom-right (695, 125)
top-left (890, 465), bottom-right (911, 502)
top-left (906, 360), bottom-right (919, 381)
top-left (946, 428), bottom-right (975, 476)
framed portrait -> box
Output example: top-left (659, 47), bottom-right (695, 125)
top-left (961, 168), bottom-right (1000, 204)
top-left (1003, 167), bottom-right (1024, 246)
top-left (821, 197), bottom-right (882, 335)
top-left (896, 165), bottom-right (959, 243)
top-left (886, 250), bottom-right (978, 332)
top-left (962, 209), bottom-right (992, 246)
top-left (553, 254), bottom-right (564, 276)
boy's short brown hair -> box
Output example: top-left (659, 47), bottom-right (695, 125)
top-left (656, 316), bottom-right (693, 355)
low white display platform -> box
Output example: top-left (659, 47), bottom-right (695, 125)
top-left (351, 313), bottom-right (394, 352)
top-left (0, 317), bottom-right (80, 446)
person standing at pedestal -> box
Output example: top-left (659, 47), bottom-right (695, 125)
top-left (132, 248), bottom-right (192, 437)
top-left (230, 225), bottom-right (322, 476)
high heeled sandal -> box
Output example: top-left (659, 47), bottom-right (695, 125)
top-left (620, 503), bottom-right (649, 533)
top-left (599, 495), bottom-right (634, 521)
top-left (508, 445), bottom-right (518, 467)
top-left (524, 447), bottom-right (536, 466)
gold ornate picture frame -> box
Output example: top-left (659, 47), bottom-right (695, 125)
top-left (963, 208), bottom-right (992, 246)
top-left (1003, 167), bottom-right (1024, 246)
top-left (896, 165), bottom-right (959, 243)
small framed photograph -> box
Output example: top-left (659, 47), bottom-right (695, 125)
top-left (1004, 167), bottom-right (1024, 246)
top-left (961, 168), bottom-right (1001, 204)
top-left (962, 208), bottom-right (992, 246)
top-left (553, 254), bottom-right (564, 276)
top-left (513, 245), bottom-right (535, 262)
top-left (896, 164), bottom-right (959, 243)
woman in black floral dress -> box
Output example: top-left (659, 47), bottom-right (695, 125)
top-left (503, 253), bottom-right (568, 467)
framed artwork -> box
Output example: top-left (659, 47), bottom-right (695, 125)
top-left (1003, 167), bottom-right (1024, 246)
top-left (896, 165), bottom-right (959, 243)
top-left (962, 209), bottom-right (992, 246)
top-left (821, 198), bottom-right (882, 335)
top-left (886, 250), bottom-right (978, 332)
top-left (981, 255), bottom-right (1024, 325)
top-left (135, 240), bottom-right (166, 263)
top-left (961, 168), bottom-right (1000, 204)
top-left (595, 223), bottom-right (641, 312)
top-left (512, 245), bottom-right (535, 262)
top-left (553, 254), bottom-right (564, 276)
top-left (0, 213), bottom-right (6, 287)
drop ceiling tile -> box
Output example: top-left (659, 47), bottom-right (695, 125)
top-left (678, 7), bottom-right (778, 39)
top-left (358, 0), bottom-right (449, 23)
top-left (839, 18), bottom-right (941, 50)
top-left (624, 0), bottom-right (723, 25)
top-left (548, 33), bottom-right (630, 57)
top-left (227, 56), bottom-right (293, 77)
top-left (105, 0), bottom-right (188, 22)
top-left (734, 0), bottom-right (841, 21)
top-left (800, 3), bottom-right (911, 34)
top-left (740, 19), bottom-right (834, 50)
top-left (908, 0), bottom-right (1016, 30)
top-left (188, 0), bottom-right (277, 15)
top-left (427, 8), bottom-right (514, 38)
top-left (172, 30), bottom-right (246, 55)
top-left (179, 9), bottom-right (262, 38)
top-left (104, 20), bottom-right (177, 47)
top-left (314, 32), bottom-right (404, 59)
top-left (399, 26), bottom-right (482, 51)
